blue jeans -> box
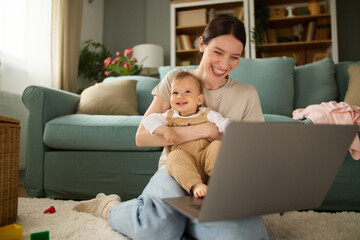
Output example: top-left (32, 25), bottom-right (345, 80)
top-left (108, 169), bottom-right (269, 240)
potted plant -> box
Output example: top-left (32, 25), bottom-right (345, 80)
top-left (252, 3), bottom-right (270, 46)
top-left (78, 40), bottom-right (111, 83)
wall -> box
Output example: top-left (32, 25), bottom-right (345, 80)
top-left (81, 0), bottom-right (104, 45)
top-left (336, 0), bottom-right (360, 61)
top-left (79, 0), bottom-right (105, 91)
top-left (145, 0), bottom-right (171, 65)
top-left (103, 0), bottom-right (170, 65)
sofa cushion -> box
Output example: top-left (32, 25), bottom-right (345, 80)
top-left (44, 114), bottom-right (162, 151)
top-left (263, 114), bottom-right (299, 123)
top-left (344, 65), bottom-right (360, 107)
top-left (104, 76), bottom-right (160, 115)
top-left (294, 58), bottom-right (337, 109)
top-left (229, 57), bottom-right (295, 117)
top-left (335, 61), bottom-right (360, 102)
top-left (77, 79), bottom-right (139, 115)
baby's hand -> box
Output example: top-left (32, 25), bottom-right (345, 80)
top-left (164, 130), bottom-right (178, 144)
top-left (192, 183), bottom-right (208, 198)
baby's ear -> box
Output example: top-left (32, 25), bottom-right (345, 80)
top-left (197, 94), bottom-right (205, 105)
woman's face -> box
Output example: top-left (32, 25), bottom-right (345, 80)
top-left (199, 34), bottom-right (244, 82)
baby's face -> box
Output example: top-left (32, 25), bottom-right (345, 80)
top-left (170, 76), bottom-right (204, 116)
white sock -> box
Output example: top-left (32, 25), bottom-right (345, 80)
top-left (73, 194), bottom-right (121, 219)
top-left (96, 193), bottom-right (106, 198)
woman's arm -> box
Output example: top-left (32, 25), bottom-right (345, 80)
top-left (136, 96), bottom-right (170, 147)
top-left (172, 121), bottom-right (222, 143)
top-left (136, 96), bottom-right (221, 147)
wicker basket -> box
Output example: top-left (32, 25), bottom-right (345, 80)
top-left (0, 116), bottom-right (20, 226)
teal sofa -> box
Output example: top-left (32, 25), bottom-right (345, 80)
top-left (22, 57), bottom-right (360, 211)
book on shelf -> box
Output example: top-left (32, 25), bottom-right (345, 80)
top-left (306, 21), bottom-right (315, 41)
top-left (306, 18), bottom-right (331, 41)
top-left (293, 51), bottom-right (307, 66)
top-left (317, 18), bottom-right (331, 40)
top-left (176, 36), bottom-right (182, 50)
top-left (177, 35), bottom-right (193, 51)
top-left (265, 28), bottom-right (277, 44)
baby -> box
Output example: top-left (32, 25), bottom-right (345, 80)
top-left (143, 71), bottom-right (230, 197)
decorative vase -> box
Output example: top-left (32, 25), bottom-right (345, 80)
top-left (308, 0), bottom-right (321, 15)
top-left (286, 6), bottom-right (295, 17)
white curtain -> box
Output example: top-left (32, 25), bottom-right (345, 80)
top-left (0, 0), bottom-right (52, 95)
top-left (51, 0), bottom-right (83, 92)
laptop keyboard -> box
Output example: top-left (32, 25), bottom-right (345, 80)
top-left (190, 204), bottom-right (202, 210)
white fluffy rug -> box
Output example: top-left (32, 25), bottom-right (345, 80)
top-left (15, 197), bottom-right (360, 240)
top-left (16, 198), bottom-right (128, 240)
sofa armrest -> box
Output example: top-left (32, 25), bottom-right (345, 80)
top-left (301, 118), bottom-right (314, 124)
top-left (22, 86), bottom-right (80, 197)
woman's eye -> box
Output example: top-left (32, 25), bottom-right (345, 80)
top-left (214, 51), bottom-right (221, 55)
top-left (231, 56), bottom-right (239, 60)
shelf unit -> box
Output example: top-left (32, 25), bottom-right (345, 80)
top-left (170, 0), bottom-right (338, 66)
top-left (249, 0), bottom-right (338, 65)
top-left (170, 0), bottom-right (249, 66)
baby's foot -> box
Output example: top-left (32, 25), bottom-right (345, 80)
top-left (192, 183), bottom-right (208, 198)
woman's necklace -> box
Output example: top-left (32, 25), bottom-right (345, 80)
top-left (204, 76), bottom-right (228, 102)
top-left (206, 90), bottom-right (223, 102)
top-left (194, 68), bottom-right (227, 102)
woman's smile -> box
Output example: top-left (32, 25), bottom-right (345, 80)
top-left (211, 65), bottom-right (227, 77)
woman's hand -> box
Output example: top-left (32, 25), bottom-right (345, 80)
top-left (154, 125), bottom-right (179, 145)
top-left (136, 96), bottom-right (222, 147)
top-left (136, 96), bottom-right (171, 147)
top-left (202, 122), bottom-right (222, 142)
top-left (171, 121), bottom-right (221, 144)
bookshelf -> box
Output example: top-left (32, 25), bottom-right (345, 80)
top-left (250, 0), bottom-right (338, 65)
top-left (170, 0), bottom-right (249, 66)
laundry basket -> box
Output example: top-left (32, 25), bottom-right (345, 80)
top-left (0, 116), bottom-right (20, 226)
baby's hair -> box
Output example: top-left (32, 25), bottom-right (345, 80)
top-left (174, 71), bottom-right (203, 94)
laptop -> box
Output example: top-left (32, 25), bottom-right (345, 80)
top-left (163, 122), bottom-right (358, 223)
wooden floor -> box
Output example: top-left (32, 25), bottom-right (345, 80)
top-left (18, 184), bottom-right (31, 198)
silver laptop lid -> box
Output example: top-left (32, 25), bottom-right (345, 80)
top-left (197, 122), bottom-right (357, 222)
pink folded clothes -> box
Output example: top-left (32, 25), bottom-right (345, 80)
top-left (293, 101), bottom-right (360, 160)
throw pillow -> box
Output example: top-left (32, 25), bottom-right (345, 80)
top-left (344, 65), bottom-right (360, 107)
top-left (103, 75), bottom-right (160, 115)
top-left (334, 61), bottom-right (360, 101)
top-left (77, 79), bottom-right (139, 115)
top-left (294, 58), bottom-right (337, 109)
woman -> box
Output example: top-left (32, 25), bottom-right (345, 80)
top-left (74, 14), bottom-right (269, 240)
